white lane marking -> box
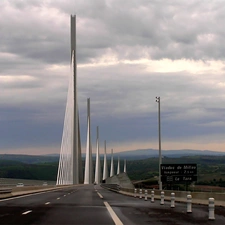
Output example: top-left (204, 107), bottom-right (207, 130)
top-left (104, 201), bottom-right (123, 225)
top-left (45, 202), bottom-right (50, 205)
top-left (22, 210), bottom-right (32, 215)
top-left (64, 195), bottom-right (66, 197)
top-left (57, 197), bottom-right (60, 200)
top-left (97, 192), bottom-right (103, 199)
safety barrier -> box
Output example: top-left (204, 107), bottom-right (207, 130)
top-left (0, 189), bottom-right (12, 194)
top-left (117, 188), bottom-right (218, 220)
top-left (101, 183), bottom-right (120, 191)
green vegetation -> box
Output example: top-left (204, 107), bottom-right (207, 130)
top-left (0, 154), bottom-right (59, 164)
top-left (1, 155), bottom-right (225, 188)
top-left (126, 155), bottom-right (225, 188)
top-left (0, 159), bottom-right (58, 181)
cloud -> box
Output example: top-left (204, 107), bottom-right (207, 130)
top-left (0, 0), bottom-right (225, 154)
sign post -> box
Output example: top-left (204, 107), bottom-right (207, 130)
top-left (155, 97), bottom-right (162, 190)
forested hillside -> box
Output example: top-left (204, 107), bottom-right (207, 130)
top-left (1, 155), bottom-right (225, 187)
top-left (0, 159), bottom-right (58, 181)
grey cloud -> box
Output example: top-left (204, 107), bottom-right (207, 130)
top-left (73, 0), bottom-right (225, 61)
top-left (8, 0), bottom-right (42, 9)
top-left (1, 0), bottom-right (225, 153)
top-left (2, 0), bottom-right (225, 67)
top-left (1, 119), bottom-right (63, 149)
top-left (77, 62), bottom-right (225, 131)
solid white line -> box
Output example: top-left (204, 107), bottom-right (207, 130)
top-left (97, 192), bottom-right (103, 199)
top-left (22, 210), bottom-right (32, 215)
top-left (104, 201), bottom-right (123, 225)
top-left (45, 202), bottom-right (50, 205)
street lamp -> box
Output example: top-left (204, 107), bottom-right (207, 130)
top-left (156, 96), bottom-right (162, 190)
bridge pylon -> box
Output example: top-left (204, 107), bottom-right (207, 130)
top-left (56, 15), bottom-right (82, 185)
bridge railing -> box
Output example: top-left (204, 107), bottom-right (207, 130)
top-left (100, 183), bottom-right (120, 191)
top-left (0, 188), bottom-right (12, 194)
top-left (118, 187), bottom-right (225, 207)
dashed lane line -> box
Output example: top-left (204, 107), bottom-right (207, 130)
top-left (57, 197), bottom-right (60, 200)
top-left (45, 202), bottom-right (50, 205)
top-left (103, 201), bottom-right (123, 225)
top-left (97, 192), bottom-right (103, 199)
top-left (22, 210), bottom-right (32, 215)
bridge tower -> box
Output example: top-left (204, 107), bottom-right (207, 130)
top-left (94, 126), bottom-right (101, 184)
top-left (84, 98), bottom-right (93, 184)
top-left (102, 140), bottom-right (108, 180)
top-left (117, 156), bottom-right (120, 175)
top-left (56, 15), bottom-right (82, 185)
top-left (110, 149), bottom-right (114, 177)
top-left (124, 159), bottom-right (127, 173)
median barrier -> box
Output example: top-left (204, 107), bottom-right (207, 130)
top-left (0, 185), bottom-right (72, 199)
top-left (100, 184), bottom-right (120, 191)
top-left (144, 190), bottom-right (148, 201)
top-left (151, 190), bottom-right (154, 202)
top-left (119, 187), bottom-right (225, 207)
top-left (12, 185), bottom-right (57, 192)
top-left (139, 189), bottom-right (142, 199)
top-left (187, 194), bottom-right (192, 213)
top-left (0, 188), bottom-right (12, 198)
top-left (0, 188), bottom-right (12, 194)
top-left (134, 188), bottom-right (137, 197)
top-left (171, 193), bottom-right (175, 208)
top-left (160, 191), bottom-right (164, 205)
top-left (208, 198), bottom-right (215, 220)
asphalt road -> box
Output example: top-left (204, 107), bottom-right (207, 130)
top-left (0, 184), bottom-right (225, 225)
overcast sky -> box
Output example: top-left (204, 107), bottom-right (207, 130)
top-left (1, 0), bottom-right (225, 155)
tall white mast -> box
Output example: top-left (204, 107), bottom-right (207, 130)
top-left (117, 156), bottom-right (120, 175)
top-left (124, 159), bottom-right (127, 173)
top-left (110, 149), bottom-right (114, 177)
top-left (84, 98), bottom-right (92, 184)
top-left (102, 140), bottom-right (108, 180)
top-left (94, 126), bottom-right (101, 184)
top-left (56, 15), bottom-right (82, 185)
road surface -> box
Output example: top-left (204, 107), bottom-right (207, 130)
top-left (0, 184), bottom-right (224, 224)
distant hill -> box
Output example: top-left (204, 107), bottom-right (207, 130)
top-left (126, 155), bottom-right (225, 187)
top-left (113, 149), bottom-right (225, 160)
top-left (0, 154), bottom-right (59, 164)
top-left (0, 159), bottom-right (58, 181)
top-left (1, 154), bottom-right (225, 187)
top-left (1, 149), bottom-right (225, 164)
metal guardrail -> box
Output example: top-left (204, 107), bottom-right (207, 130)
top-left (0, 188), bottom-right (12, 194)
top-left (101, 184), bottom-right (120, 191)
top-left (0, 178), bottom-right (55, 187)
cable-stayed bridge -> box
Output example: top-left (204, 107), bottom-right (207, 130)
top-left (56, 15), bottom-right (127, 186)
top-left (0, 15), bottom-right (225, 225)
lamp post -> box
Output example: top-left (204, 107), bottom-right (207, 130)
top-left (156, 96), bottom-right (162, 190)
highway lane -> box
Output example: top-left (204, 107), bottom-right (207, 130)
top-left (98, 187), bottom-right (225, 225)
top-left (0, 185), bottom-right (225, 224)
top-left (0, 185), bottom-right (115, 225)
